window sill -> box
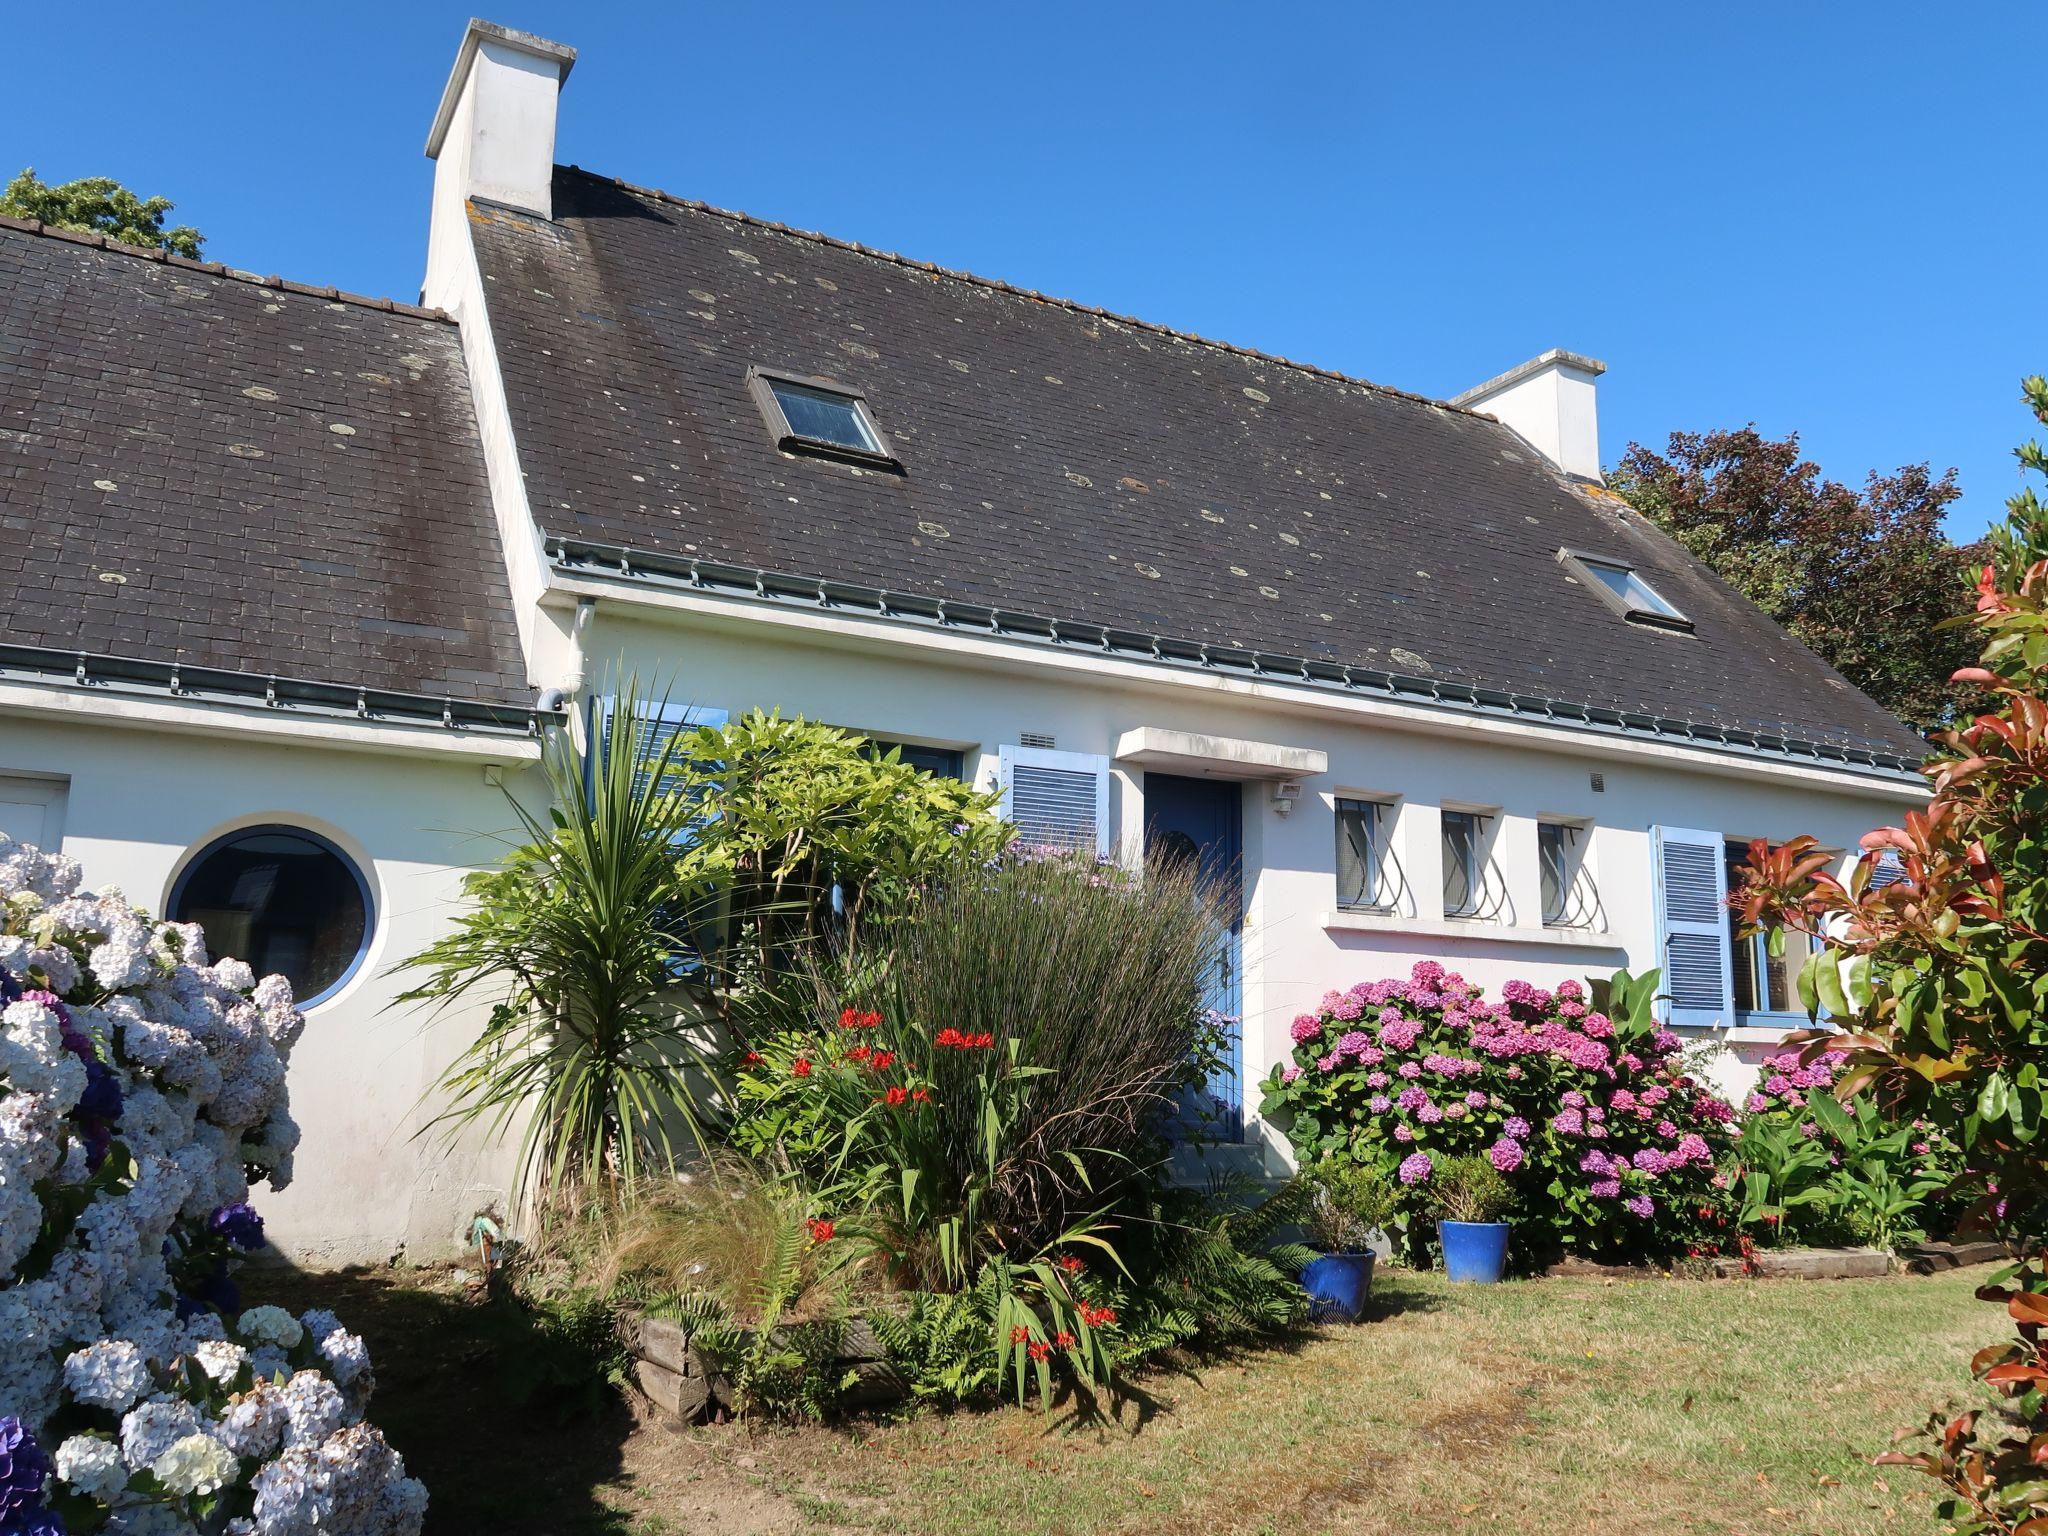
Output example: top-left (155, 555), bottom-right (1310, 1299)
top-left (1321, 912), bottom-right (1625, 950)
top-left (1672, 1016), bottom-right (1837, 1044)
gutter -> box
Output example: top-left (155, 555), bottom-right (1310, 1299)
top-left (543, 535), bottom-right (1928, 789)
top-left (0, 642), bottom-right (560, 739)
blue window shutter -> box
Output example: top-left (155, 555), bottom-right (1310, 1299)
top-left (587, 696), bottom-right (727, 801)
top-left (997, 745), bottom-right (1111, 856)
top-left (1868, 849), bottom-right (1906, 889)
top-left (1652, 825), bottom-right (1734, 1028)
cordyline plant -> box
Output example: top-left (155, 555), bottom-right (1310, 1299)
top-left (398, 685), bottom-right (723, 1212)
top-left (1736, 377), bottom-right (2048, 1535)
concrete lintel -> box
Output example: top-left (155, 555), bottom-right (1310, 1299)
top-left (1114, 725), bottom-right (1325, 781)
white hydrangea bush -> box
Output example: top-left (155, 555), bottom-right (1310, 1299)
top-left (0, 838), bottom-right (426, 1535)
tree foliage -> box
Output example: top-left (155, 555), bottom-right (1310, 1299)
top-left (1612, 426), bottom-right (1984, 732)
top-left (1, 167), bottom-right (204, 257)
top-left (1736, 377), bottom-right (2048, 1535)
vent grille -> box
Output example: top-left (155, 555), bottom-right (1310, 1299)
top-left (1019, 731), bottom-right (1057, 750)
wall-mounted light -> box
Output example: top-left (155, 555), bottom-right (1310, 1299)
top-left (1271, 780), bottom-right (1303, 815)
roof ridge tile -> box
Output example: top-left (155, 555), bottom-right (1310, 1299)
top-left (555, 165), bottom-right (1485, 420)
top-left (0, 218), bottom-right (452, 323)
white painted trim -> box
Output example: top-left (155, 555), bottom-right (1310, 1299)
top-left (542, 578), bottom-right (1927, 804)
top-left (0, 682), bottom-right (542, 764)
top-left (1320, 911), bottom-right (1623, 950)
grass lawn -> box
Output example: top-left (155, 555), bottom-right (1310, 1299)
top-left (269, 1262), bottom-right (1997, 1536)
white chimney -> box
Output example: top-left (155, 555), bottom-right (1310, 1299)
top-left (1451, 349), bottom-right (1607, 483)
top-left (422, 20), bottom-right (575, 309)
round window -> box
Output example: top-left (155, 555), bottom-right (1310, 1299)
top-left (169, 826), bottom-right (372, 1007)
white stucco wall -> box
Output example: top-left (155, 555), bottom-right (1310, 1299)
top-left (574, 596), bottom-right (1922, 1169)
top-left (0, 711), bottom-right (540, 1264)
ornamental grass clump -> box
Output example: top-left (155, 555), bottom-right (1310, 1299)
top-left (1260, 962), bottom-right (1737, 1265)
top-left (724, 849), bottom-right (1302, 1406)
top-left (0, 837), bottom-right (424, 1535)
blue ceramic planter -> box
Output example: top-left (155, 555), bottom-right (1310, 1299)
top-left (1301, 1250), bottom-right (1376, 1322)
top-left (1439, 1220), bottom-right (1511, 1283)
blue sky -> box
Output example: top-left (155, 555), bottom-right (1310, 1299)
top-left (6, 3), bottom-right (2041, 536)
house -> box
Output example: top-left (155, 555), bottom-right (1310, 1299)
top-left (0, 20), bottom-right (1929, 1261)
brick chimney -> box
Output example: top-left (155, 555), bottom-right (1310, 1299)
top-left (1452, 349), bottom-right (1607, 483)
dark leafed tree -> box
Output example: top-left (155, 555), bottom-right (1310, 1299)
top-left (0, 168), bottom-right (203, 257)
top-left (1610, 427), bottom-right (1985, 734)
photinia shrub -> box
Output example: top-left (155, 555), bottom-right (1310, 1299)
top-left (1258, 963), bottom-right (1736, 1265)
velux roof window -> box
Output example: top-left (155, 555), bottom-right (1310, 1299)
top-left (1556, 548), bottom-right (1692, 632)
top-left (747, 366), bottom-right (898, 468)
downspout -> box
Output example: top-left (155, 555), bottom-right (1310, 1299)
top-left (538, 596), bottom-right (598, 752)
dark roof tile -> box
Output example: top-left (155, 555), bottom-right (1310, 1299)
top-left (0, 223), bottom-right (527, 706)
top-left (466, 168), bottom-right (1922, 760)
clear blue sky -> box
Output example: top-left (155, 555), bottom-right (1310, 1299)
top-left (7, 3), bottom-right (2041, 536)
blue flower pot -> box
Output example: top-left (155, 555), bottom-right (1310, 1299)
top-left (1301, 1250), bottom-right (1376, 1323)
top-left (1439, 1220), bottom-right (1511, 1283)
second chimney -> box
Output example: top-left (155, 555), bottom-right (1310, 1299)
top-left (1451, 349), bottom-right (1607, 483)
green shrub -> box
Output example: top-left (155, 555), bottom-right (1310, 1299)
top-left (1732, 1049), bottom-right (1963, 1252)
top-left (1306, 1161), bottom-right (1397, 1252)
top-left (1427, 1155), bottom-right (1512, 1224)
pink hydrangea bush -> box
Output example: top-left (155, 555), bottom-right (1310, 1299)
top-left (1260, 963), bottom-right (1738, 1264)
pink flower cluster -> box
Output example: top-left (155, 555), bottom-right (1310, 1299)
top-left (1265, 962), bottom-right (1738, 1253)
top-left (1743, 1048), bottom-right (1847, 1116)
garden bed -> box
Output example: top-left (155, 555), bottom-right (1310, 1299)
top-left (629, 1311), bottom-right (909, 1423)
top-left (1547, 1240), bottom-right (2011, 1282)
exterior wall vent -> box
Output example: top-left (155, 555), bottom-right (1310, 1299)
top-left (1019, 731), bottom-right (1057, 750)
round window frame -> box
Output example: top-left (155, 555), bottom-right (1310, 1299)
top-left (166, 822), bottom-right (376, 1011)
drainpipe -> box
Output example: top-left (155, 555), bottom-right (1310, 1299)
top-left (537, 597), bottom-right (598, 751)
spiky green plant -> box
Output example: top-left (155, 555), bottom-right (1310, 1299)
top-left (397, 683), bottom-right (722, 1212)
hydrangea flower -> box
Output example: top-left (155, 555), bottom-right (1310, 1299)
top-left (0, 838), bottom-right (424, 1534)
top-left (1398, 1152), bottom-right (1433, 1185)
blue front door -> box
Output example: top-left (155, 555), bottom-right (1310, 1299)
top-left (1143, 774), bottom-right (1244, 1141)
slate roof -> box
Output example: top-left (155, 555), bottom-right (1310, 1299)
top-left (0, 217), bottom-right (530, 712)
top-left (470, 168), bottom-right (1926, 765)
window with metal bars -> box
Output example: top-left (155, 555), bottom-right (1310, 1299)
top-left (1335, 798), bottom-right (1397, 913)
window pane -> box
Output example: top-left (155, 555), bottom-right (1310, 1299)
top-left (868, 738), bottom-right (965, 780)
top-left (770, 380), bottom-right (878, 451)
top-left (1443, 811), bottom-right (1477, 916)
top-left (171, 829), bottom-right (369, 1003)
top-left (1539, 822), bottom-right (1565, 925)
top-left (1725, 843), bottom-right (1759, 1012)
top-left (1336, 799), bottom-right (1384, 911)
top-left (1582, 557), bottom-right (1682, 619)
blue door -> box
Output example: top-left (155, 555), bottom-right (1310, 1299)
top-left (1143, 774), bottom-right (1244, 1141)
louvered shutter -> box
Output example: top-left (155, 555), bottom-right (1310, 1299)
top-left (587, 697), bottom-right (727, 799)
top-left (1868, 849), bottom-right (1906, 889)
top-left (998, 745), bottom-right (1111, 856)
top-left (1652, 825), bottom-right (1734, 1028)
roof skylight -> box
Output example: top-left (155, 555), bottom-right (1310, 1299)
top-left (747, 366), bottom-right (898, 468)
top-left (1556, 548), bottom-right (1692, 631)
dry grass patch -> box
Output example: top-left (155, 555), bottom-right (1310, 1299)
top-left (277, 1262), bottom-right (1998, 1536)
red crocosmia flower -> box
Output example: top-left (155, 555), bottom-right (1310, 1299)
top-left (1053, 1331), bottom-right (1076, 1349)
top-left (807, 1218), bottom-right (835, 1244)
top-left (1077, 1303), bottom-right (1117, 1329)
top-left (846, 1046), bottom-right (873, 1063)
top-left (838, 1007), bottom-right (861, 1029)
top-left (883, 1085), bottom-right (909, 1108)
top-left (911, 1088), bottom-right (931, 1103)
top-left (870, 1050), bottom-right (897, 1072)
top-left (1056, 1255), bottom-right (1084, 1275)
top-left (1009, 1325), bottom-right (1031, 1345)
top-left (970, 1032), bottom-right (996, 1049)
top-left (792, 1057), bottom-right (813, 1078)
top-left (1027, 1341), bottom-right (1052, 1362)
top-left (741, 1051), bottom-right (762, 1067)
top-left (935, 1027), bottom-right (964, 1049)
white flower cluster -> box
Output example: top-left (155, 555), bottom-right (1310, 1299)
top-left (0, 837), bottom-right (425, 1534)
